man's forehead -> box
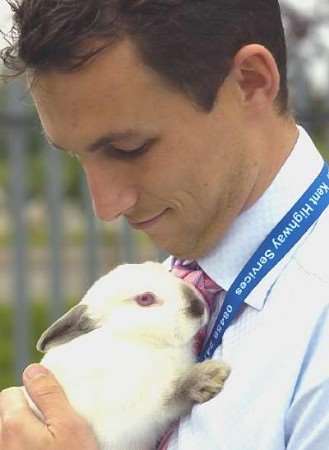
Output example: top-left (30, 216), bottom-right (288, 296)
top-left (30, 38), bottom-right (154, 95)
top-left (29, 37), bottom-right (208, 155)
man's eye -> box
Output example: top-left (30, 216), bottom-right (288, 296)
top-left (105, 142), bottom-right (150, 159)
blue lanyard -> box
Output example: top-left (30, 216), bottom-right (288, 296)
top-left (196, 162), bottom-right (329, 362)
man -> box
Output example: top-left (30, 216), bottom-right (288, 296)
top-left (1, 0), bottom-right (328, 449)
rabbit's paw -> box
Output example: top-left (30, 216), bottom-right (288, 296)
top-left (185, 360), bottom-right (231, 404)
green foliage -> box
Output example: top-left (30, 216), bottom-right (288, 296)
top-left (63, 156), bottom-right (84, 199)
top-left (0, 149), bottom-right (7, 187)
top-left (0, 305), bottom-right (14, 389)
top-left (0, 118), bottom-right (84, 202)
top-left (0, 301), bottom-right (75, 390)
top-left (315, 138), bottom-right (329, 165)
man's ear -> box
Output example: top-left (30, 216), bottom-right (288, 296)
top-left (231, 44), bottom-right (281, 110)
top-left (36, 304), bottom-right (99, 353)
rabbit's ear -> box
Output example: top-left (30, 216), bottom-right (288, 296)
top-left (36, 304), bottom-right (99, 353)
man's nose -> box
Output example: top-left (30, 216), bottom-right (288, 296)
top-left (83, 160), bottom-right (138, 222)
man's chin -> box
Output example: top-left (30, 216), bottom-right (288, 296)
top-left (150, 236), bottom-right (201, 261)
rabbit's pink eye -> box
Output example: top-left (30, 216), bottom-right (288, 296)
top-left (136, 292), bottom-right (156, 307)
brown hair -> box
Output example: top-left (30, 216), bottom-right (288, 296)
top-left (1, 0), bottom-right (289, 113)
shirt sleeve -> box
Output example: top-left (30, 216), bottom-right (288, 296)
top-left (285, 306), bottom-right (329, 450)
top-left (286, 380), bottom-right (329, 450)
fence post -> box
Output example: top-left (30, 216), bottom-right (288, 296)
top-left (44, 144), bottom-right (65, 322)
top-left (120, 219), bottom-right (136, 263)
top-left (6, 80), bottom-right (30, 381)
top-left (81, 174), bottom-right (100, 287)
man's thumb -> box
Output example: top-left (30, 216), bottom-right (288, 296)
top-left (23, 363), bottom-right (72, 422)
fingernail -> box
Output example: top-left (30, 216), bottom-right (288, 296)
top-left (24, 364), bottom-right (48, 380)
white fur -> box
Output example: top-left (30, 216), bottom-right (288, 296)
top-left (24, 262), bottom-right (209, 450)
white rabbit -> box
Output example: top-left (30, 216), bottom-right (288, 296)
top-left (24, 261), bottom-right (230, 450)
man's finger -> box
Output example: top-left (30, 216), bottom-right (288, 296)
top-left (0, 387), bottom-right (29, 421)
top-left (0, 386), bottom-right (45, 446)
top-left (23, 364), bottom-right (74, 424)
top-left (0, 416), bottom-right (3, 445)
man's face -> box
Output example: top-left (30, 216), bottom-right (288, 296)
top-left (31, 39), bottom-right (260, 259)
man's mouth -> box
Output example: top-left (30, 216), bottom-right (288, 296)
top-left (127, 209), bottom-right (168, 230)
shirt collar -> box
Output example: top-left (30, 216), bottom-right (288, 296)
top-left (197, 125), bottom-right (324, 310)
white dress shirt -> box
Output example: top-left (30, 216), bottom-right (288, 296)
top-left (167, 126), bottom-right (329, 450)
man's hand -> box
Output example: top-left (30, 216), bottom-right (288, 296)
top-left (0, 364), bottom-right (100, 450)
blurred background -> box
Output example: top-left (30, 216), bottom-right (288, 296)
top-left (0, 0), bottom-right (328, 389)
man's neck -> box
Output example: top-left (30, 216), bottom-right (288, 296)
top-left (243, 116), bottom-right (299, 212)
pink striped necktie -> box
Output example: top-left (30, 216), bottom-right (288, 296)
top-left (171, 259), bottom-right (223, 353)
top-left (157, 259), bottom-right (223, 450)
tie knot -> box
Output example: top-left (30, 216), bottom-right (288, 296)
top-left (171, 258), bottom-right (222, 309)
top-left (157, 259), bottom-right (225, 449)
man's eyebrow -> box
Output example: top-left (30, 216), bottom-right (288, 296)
top-left (44, 130), bottom-right (142, 153)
